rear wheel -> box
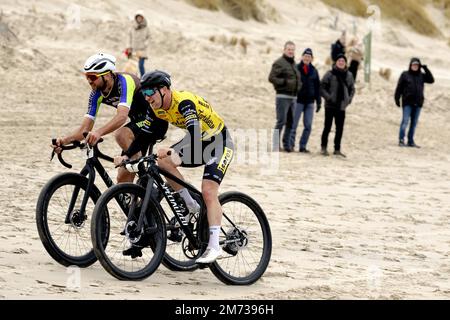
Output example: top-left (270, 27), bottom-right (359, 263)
top-left (209, 192), bottom-right (272, 285)
top-left (36, 173), bottom-right (100, 267)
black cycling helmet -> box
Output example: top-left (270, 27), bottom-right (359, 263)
top-left (140, 70), bottom-right (171, 89)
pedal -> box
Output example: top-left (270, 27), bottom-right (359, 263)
top-left (168, 229), bottom-right (183, 242)
top-left (122, 246), bottom-right (143, 259)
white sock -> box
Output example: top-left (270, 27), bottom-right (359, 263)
top-left (208, 225), bottom-right (221, 251)
top-left (177, 188), bottom-right (198, 211)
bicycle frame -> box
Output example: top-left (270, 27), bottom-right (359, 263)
top-left (151, 166), bottom-right (243, 249)
top-left (64, 145), bottom-right (130, 224)
top-left (146, 164), bottom-right (204, 249)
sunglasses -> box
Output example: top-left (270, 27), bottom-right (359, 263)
top-left (141, 88), bottom-right (158, 97)
top-left (85, 71), bottom-right (110, 81)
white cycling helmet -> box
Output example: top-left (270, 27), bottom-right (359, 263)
top-left (83, 53), bottom-right (116, 73)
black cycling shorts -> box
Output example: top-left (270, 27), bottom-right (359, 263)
top-left (123, 122), bottom-right (164, 157)
top-left (171, 127), bottom-right (234, 185)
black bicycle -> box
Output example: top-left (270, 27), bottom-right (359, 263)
top-left (36, 137), bottom-right (117, 267)
top-left (91, 153), bottom-right (272, 284)
top-left (37, 135), bottom-right (199, 272)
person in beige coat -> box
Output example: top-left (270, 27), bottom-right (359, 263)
top-left (127, 10), bottom-right (150, 77)
top-left (347, 37), bottom-right (364, 81)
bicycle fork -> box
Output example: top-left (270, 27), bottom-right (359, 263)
top-left (64, 162), bottom-right (96, 225)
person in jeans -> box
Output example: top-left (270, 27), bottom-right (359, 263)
top-left (320, 54), bottom-right (355, 157)
top-left (268, 41), bottom-right (301, 152)
top-left (394, 57), bottom-right (434, 148)
top-left (127, 10), bottom-right (150, 77)
top-left (287, 48), bottom-right (321, 153)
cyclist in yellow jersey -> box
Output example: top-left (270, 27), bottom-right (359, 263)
top-left (140, 70), bottom-right (234, 263)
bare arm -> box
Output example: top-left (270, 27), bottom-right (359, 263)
top-left (86, 105), bottom-right (129, 145)
top-left (60, 117), bottom-right (94, 145)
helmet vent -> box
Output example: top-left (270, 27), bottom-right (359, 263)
top-left (94, 61), bottom-right (107, 71)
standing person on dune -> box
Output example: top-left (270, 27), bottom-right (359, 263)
top-left (127, 10), bottom-right (150, 77)
top-left (394, 57), bottom-right (434, 148)
top-left (268, 41), bottom-right (302, 152)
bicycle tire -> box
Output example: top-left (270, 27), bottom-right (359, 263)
top-left (208, 191), bottom-right (272, 285)
top-left (36, 172), bottom-right (101, 267)
top-left (160, 190), bottom-right (203, 272)
top-left (91, 183), bottom-right (166, 280)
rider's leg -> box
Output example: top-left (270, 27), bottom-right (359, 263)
top-left (157, 156), bottom-right (185, 190)
top-left (202, 179), bottom-right (221, 235)
top-left (195, 179), bottom-right (223, 264)
top-left (157, 156), bottom-right (199, 213)
top-left (115, 127), bottom-right (138, 183)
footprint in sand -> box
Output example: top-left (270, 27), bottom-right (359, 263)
top-left (12, 248), bottom-right (28, 254)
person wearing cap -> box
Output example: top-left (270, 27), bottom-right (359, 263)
top-left (268, 41), bottom-right (302, 152)
top-left (320, 54), bottom-right (355, 157)
top-left (52, 53), bottom-right (168, 183)
top-left (127, 10), bottom-right (150, 77)
top-left (286, 48), bottom-right (321, 153)
top-left (394, 58), bottom-right (434, 148)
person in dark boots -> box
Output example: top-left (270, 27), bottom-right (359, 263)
top-left (394, 57), bottom-right (434, 148)
top-left (320, 54), bottom-right (355, 157)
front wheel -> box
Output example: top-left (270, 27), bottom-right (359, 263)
top-left (91, 183), bottom-right (166, 280)
top-left (36, 173), bottom-right (101, 267)
top-left (209, 192), bottom-right (272, 285)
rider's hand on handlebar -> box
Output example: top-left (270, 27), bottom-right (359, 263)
top-left (85, 131), bottom-right (102, 146)
top-left (157, 147), bottom-right (182, 166)
top-left (156, 147), bottom-right (172, 159)
top-left (51, 137), bottom-right (65, 154)
top-left (114, 155), bottom-right (129, 168)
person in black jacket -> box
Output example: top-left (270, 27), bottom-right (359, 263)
top-left (287, 48), bottom-right (321, 153)
top-left (331, 31), bottom-right (346, 63)
top-left (268, 41), bottom-right (302, 152)
top-left (394, 57), bottom-right (434, 148)
top-left (320, 54), bottom-right (355, 157)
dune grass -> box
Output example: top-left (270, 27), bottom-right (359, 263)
top-left (321, 0), bottom-right (367, 17)
top-left (375, 0), bottom-right (441, 37)
top-left (430, 0), bottom-right (450, 18)
top-left (186, 0), bottom-right (279, 22)
top-left (188, 0), bottom-right (220, 10)
top-left (321, 0), bottom-right (442, 37)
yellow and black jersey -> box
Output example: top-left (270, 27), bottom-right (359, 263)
top-left (153, 90), bottom-right (225, 140)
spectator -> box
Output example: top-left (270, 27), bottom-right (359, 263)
top-left (268, 41), bottom-right (301, 152)
top-left (287, 48), bottom-right (321, 153)
top-left (394, 58), bottom-right (434, 148)
top-left (347, 37), bottom-right (364, 81)
top-left (320, 54), bottom-right (355, 157)
top-left (331, 31), bottom-right (346, 63)
top-left (127, 10), bottom-right (150, 77)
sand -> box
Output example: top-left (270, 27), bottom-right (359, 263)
top-left (0, 0), bottom-right (450, 299)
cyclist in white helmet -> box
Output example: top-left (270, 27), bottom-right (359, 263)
top-left (52, 53), bottom-right (168, 183)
